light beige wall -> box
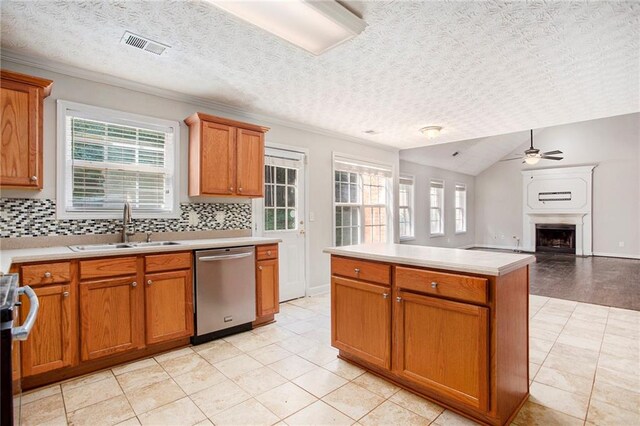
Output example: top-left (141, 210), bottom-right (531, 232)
top-left (0, 60), bottom-right (399, 293)
top-left (399, 160), bottom-right (476, 248)
top-left (475, 113), bottom-right (640, 257)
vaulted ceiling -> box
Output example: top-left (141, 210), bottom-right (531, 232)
top-left (1, 1), bottom-right (638, 149)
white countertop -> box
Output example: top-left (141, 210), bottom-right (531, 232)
top-left (323, 243), bottom-right (535, 276)
top-left (0, 237), bottom-right (281, 273)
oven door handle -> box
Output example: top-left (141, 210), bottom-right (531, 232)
top-left (12, 286), bottom-right (39, 341)
top-left (198, 253), bottom-right (253, 262)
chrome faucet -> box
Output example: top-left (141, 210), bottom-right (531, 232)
top-left (121, 202), bottom-right (135, 243)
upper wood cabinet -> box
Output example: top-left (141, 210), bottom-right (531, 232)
top-left (184, 112), bottom-right (268, 197)
top-left (0, 70), bottom-right (53, 189)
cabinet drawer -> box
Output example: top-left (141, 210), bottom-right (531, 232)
top-left (256, 244), bottom-right (278, 260)
top-left (21, 262), bottom-right (71, 286)
top-left (395, 267), bottom-right (488, 304)
top-left (145, 252), bottom-right (192, 273)
top-left (80, 257), bottom-right (138, 280)
top-left (331, 256), bottom-right (390, 286)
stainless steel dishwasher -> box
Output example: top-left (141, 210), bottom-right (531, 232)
top-left (192, 246), bottom-right (256, 344)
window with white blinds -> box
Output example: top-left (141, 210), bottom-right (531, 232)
top-left (455, 183), bottom-right (467, 233)
top-left (57, 101), bottom-right (180, 219)
top-left (333, 155), bottom-right (393, 246)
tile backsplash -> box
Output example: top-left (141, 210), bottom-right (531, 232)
top-left (0, 198), bottom-right (252, 238)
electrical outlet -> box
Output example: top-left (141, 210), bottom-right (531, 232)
top-left (500, 233), bottom-right (505, 240)
top-left (215, 211), bottom-right (225, 224)
top-left (619, 241), bottom-right (625, 247)
top-left (188, 211), bottom-right (199, 226)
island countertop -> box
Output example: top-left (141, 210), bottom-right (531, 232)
top-left (323, 243), bottom-right (535, 276)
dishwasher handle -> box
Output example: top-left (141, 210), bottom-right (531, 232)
top-left (13, 286), bottom-right (39, 341)
top-left (198, 252), bottom-right (253, 262)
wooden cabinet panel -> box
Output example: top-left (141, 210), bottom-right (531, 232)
top-left (21, 284), bottom-right (76, 376)
top-left (79, 276), bottom-right (144, 361)
top-left (80, 257), bottom-right (137, 280)
top-left (331, 256), bottom-right (391, 286)
top-left (256, 244), bottom-right (278, 261)
top-left (145, 252), bottom-right (192, 273)
top-left (236, 128), bottom-right (264, 197)
top-left (256, 259), bottom-right (279, 318)
top-left (21, 262), bottom-right (71, 287)
top-left (331, 276), bottom-right (391, 369)
top-left (395, 266), bottom-right (488, 305)
top-left (199, 122), bottom-right (235, 196)
top-left (394, 291), bottom-right (489, 411)
top-left (0, 70), bottom-right (52, 189)
top-left (145, 270), bottom-right (193, 345)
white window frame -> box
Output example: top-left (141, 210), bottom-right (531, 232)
top-left (429, 179), bottom-right (445, 237)
top-left (332, 153), bottom-right (394, 246)
top-left (56, 100), bottom-right (180, 219)
top-left (399, 175), bottom-right (415, 241)
top-left (455, 183), bottom-right (467, 234)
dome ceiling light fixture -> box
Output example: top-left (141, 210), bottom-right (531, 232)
top-left (420, 126), bottom-right (443, 139)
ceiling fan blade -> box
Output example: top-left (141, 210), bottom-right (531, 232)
top-left (541, 156), bottom-right (563, 160)
top-left (500, 157), bottom-right (524, 162)
top-left (543, 150), bottom-right (563, 155)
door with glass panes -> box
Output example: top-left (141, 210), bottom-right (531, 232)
top-left (255, 148), bottom-right (306, 302)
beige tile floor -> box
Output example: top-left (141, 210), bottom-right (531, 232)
top-left (20, 294), bottom-right (640, 426)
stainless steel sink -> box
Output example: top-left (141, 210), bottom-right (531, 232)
top-left (69, 241), bottom-right (181, 252)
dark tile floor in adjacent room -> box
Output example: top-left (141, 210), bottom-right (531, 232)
top-left (471, 248), bottom-right (640, 310)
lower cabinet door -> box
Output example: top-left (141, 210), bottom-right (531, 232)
top-left (256, 259), bottom-right (279, 318)
top-left (79, 276), bottom-right (144, 361)
top-left (21, 284), bottom-right (76, 376)
top-left (394, 290), bottom-right (489, 411)
top-left (331, 276), bottom-right (391, 369)
top-left (145, 270), bottom-right (194, 345)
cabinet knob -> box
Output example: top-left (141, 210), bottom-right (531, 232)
top-left (267, 250), bottom-right (272, 256)
top-left (431, 281), bottom-right (438, 289)
top-left (62, 291), bottom-right (69, 297)
top-left (229, 187), bottom-right (234, 191)
top-left (238, 187), bottom-right (243, 192)
top-left (354, 268), bottom-right (360, 274)
top-left (131, 281), bottom-right (137, 287)
top-left (30, 176), bottom-right (37, 182)
top-left (147, 280), bottom-right (153, 285)
top-left (382, 293), bottom-right (389, 299)
top-left (396, 296), bottom-right (402, 303)
top-left (258, 266), bottom-right (263, 271)
top-left (44, 272), bottom-right (52, 278)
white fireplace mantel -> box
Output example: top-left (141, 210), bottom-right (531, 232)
top-left (522, 165), bottom-right (596, 255)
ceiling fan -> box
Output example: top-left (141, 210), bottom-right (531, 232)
top-left (501, 129), bottom-right (563, 165)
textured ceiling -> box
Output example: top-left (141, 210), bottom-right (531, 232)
top-left (1, 1), bottom-right (639, 149)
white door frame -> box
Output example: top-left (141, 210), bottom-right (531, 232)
top-left (253, 141), bottom-right (310, 298)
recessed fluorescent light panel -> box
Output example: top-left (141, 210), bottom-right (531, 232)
top-left (208, 0), bottom-right (366, 55)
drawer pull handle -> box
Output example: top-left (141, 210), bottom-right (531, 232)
top-left (354, 268), bottom-right (360, 274)
top-left (131, 281), bottom-right (137, 287)
top-left (382, 293), bottom-right (389, 299)
top-left (431, 281), bottom-right (438, 289)
top-left (396, 296), bottom-right (402, 303)
top-left (147, 280), bottom-right (153, 285)
top-left (44, 272), bottom-right (52, 278)
top-left (62, 291), bottom-right (69, 297)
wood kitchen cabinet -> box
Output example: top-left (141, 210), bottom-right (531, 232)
top-left (254, 244), bottom-right (280, 326)
top-left (394, 290), bottom-right (489, 411)
top-left (0, 70), bottom-right (53, 189)
top-left (184, 112), bottom-right (268, 197)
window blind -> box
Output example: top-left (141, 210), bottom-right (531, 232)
top-left (334, 156), bottom-right (392, 178)
top-left (67, 116), bottom-right (174, 212)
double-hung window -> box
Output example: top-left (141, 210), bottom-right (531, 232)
top-left (334, 156), bottom-right (392, 246)
top-left (455, 183), bottom-right (467, 233)
top-left (57, 100), bottom-right (180, 219)
top-left (429, 179), bottom-right (444, 236)
top-left (399, 176), bottom-right (415, 240)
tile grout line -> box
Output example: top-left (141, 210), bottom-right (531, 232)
top-left (582, 307), bottom-right (611, 425)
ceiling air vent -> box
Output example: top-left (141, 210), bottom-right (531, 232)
top-left (121, 31), bottom-right (170, 56)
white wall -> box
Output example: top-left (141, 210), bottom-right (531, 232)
top-left (399, 160), bottom-right (475, 248)
top-left (0, 60), bottom-right (399, 294)
top-left (475, 113), bottom-right (640, 257)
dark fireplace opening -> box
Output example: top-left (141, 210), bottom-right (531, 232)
top-left (536, 224), bottom-right (576, 254)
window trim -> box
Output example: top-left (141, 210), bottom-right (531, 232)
top-left (429, 179), bottom-right (445, 237)
top-left (332, 152), bottom-right (394, 246)
top-left (455, 182), bottom-right (467, 234)
top-left (56, 100), bottom-right (180, 219)
top-left (398, 175), bottom-right (415, 241)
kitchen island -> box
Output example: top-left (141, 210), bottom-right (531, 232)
top-left (323, 243), bottom-right (535, 426)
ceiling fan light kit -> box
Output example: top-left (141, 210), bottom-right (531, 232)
top-left (502, 129), bottom-right (564, 164)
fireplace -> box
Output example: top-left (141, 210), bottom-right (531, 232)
top-left (536, 224), bottom-right (576, 254)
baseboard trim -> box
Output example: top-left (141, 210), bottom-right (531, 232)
top-left (307, 284), bottom-right (330, 297)
top-left (470, 244), bottom-right (528, 252)
top-left (592, 252), bottom-right (640, 260)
